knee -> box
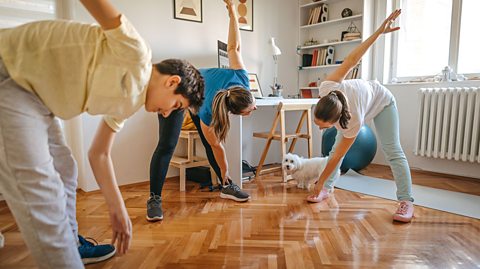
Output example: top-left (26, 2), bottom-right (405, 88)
top-left (155, 143), bottom-right (176, 156)
top-left (382, 143), bottom-right (406, 160)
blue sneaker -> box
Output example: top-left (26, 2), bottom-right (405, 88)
top-left (78, 235), bottom-right (116, 264)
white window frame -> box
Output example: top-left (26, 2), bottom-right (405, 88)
top-left (388, 0), bottom-right (479, 83)
top-left (0, 0), bottom-right (74, 28)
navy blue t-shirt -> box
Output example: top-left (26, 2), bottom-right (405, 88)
top-left (198, 68), bottom-right (250, 125)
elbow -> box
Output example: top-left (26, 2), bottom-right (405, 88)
top-left (227, 45), bottom-right (240, 53)
top-left (88, 147), bottom-right (110, 164)
top-left (210, 141), bottom-right (221, 149)
top-left (208, 139), bottom-right (222, 149)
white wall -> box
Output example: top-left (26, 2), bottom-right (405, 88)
top-left (69, 1), bottom-right (479, 192)
top-left (370, 81), bottom-right (480, 179)
top-left (70, 0), bottom-right (299, 191)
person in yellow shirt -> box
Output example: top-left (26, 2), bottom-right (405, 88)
top-left (0, 0), bottom-right (204, 268)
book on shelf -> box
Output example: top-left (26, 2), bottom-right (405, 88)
top-left (306, 4), bottom-right (328, 25)
top-left (311, 49), bottom-right (318, 66)
top-left (348, 65), bottom-right (360, 79)
top-left (307, 7), bottom-right (314, 25)
top-left (302, 54), bottom-right (313, 67)
top-left (300, 88), bottom-right (313, 98)
top-left (320, 48), bottom-right (326, 65)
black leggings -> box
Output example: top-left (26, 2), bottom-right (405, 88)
top-left (149, 110), bottom-right (222, 195)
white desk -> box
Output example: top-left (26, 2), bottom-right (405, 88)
top-left (224, 98), bottom-right (320, 187)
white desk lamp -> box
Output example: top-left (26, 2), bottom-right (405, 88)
top-left (270, 37), bottom-right (282, 94)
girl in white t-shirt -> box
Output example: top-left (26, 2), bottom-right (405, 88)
top-left (307, 10), bottom-right (414, 223)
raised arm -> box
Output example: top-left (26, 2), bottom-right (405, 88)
top-left (326, 9), bottom-right (401, 83)
top-left (223, 0), bottom-right (246, 70)
top-left (80, 0), bottom-right (122, 30)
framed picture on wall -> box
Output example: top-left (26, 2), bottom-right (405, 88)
top-left (173, 0), bottom-right (203, 23)
top-left (234, 0), bottom-right (253, 31)
top-left (248, 73), bottom-right (262, 98)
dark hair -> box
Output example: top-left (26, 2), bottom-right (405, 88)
top-left (314, 90), bottom-right (351, 129)
top-left (154, 59), bottom-right (204, 114)
top-left (211, 86), bottom-right (253, 142)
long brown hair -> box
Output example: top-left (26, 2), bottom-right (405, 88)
top-left (314, 90), bottom-right (351, 129)
top-left (211, 86), bottom-right (253, 142)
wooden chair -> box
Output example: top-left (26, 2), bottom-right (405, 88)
top-left (253, 102), bottom-right (313, 182)
top-left (170, 130), bottom-right (217, 191)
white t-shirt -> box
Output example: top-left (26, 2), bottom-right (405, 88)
top-left (318, 79), bottom-right (394, 138)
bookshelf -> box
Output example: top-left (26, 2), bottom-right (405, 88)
top-left (297, 0), bottom-right (374, 98)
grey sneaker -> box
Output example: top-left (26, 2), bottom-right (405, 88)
top-left (220, 180), bottom-right (250, 202)
top-left (146, 193), bottom-right (163, 222)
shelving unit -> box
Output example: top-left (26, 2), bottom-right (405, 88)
top-left (297, 0), bottom-right (374, 98)
top-left (300, 14), bottom-right (363, 29)
top-left (297, 39), bottom-right (361, 51)
top-left (299, 64), bottom-right (341, 70)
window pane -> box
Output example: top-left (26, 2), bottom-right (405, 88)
top-left (0, 0), bottom-right (55, 28)
top-left (396, 0), bottom-right (452, 77)
top-left (458, 0), bottom-right (480, 74)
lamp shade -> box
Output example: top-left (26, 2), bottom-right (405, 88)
top-left (270, 37), bottom-right (282, 56)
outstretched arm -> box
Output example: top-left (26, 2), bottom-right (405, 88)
top-left (223, 0), bottom-right (246, 70)
top-left (200, 120), bottom-right (230, 185)
top-left (326, 9), bottom-right (401, 83)
top-left (80, 0), bottom-right (122, 30)
top-left (309, 135), bottom-right (356, 198)
top-left (88, 121), bottom-right (132, 255)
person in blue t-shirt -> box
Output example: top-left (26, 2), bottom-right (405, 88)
top-left (146, 0), bottom-right (257, 221)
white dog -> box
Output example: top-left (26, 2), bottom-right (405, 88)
top-left (282, 153), bottom-right (340, 190)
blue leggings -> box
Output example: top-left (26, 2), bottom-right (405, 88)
top-left (323, 101), bottom-right (414, 202)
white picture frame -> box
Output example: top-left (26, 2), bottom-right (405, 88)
top-left (248, 73), bottom-right (262, 98)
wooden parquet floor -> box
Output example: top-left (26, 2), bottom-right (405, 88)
top-left (1, 165), bottom-right (479, 268)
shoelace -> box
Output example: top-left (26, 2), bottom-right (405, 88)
top-left (148, 193), bottom-right (162, 207)
top-left (80, 237), bottom-right (98, 247)
top-left (228, 183), bottom-right (241, 192)
top-left (396, 202), bottom-right (409, 215)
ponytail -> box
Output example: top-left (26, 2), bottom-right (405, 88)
top-left (333, 90), bottom-right (351, 129)
top-left (211, 90), bottom-right (231, 142)
top-left (211, 86), bottom-right (253, 142)
top-left (314, 90), bottom-right (351, 129)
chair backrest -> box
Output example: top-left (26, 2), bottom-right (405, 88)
top-left (266, 102), bottom-right (313, 135)
top-left (277, 102), bottom-right (315, 112)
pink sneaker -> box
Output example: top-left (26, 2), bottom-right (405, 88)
top-left (393, 201), bottom-right (414, 222)
top-left (306, 187), bottom-right (332, 203)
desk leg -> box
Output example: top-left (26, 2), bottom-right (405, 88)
top-left (225, 114), bottom-right (242, 188)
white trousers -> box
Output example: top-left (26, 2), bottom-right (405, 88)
top-left (0, 59), bottom-right (83, 268)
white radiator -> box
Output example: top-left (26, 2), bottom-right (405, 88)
top-left (414, 87), bottom-right (480, 163)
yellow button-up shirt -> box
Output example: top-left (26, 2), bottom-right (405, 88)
top-left (0, 15), bottom-right (152, 132)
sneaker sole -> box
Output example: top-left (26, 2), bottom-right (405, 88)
top-left (393, 214), bottom-right (414, 223)
top-left (82, 248), bottom-right (116, 265)
top-left (220, 193), bottom-right (250, 202)
top-left (146, 215), bottom-right (164, 222)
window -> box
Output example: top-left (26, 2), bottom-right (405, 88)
top-left (0, 0), bottom-right (55, 28)
top-left (390, 0), bottom-right (479, 82)
top-left (457, 0), bottom-right (479, 74)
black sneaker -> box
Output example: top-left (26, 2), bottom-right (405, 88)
top-left (78, 235), bottom-right (115, 265)
top-left (220, 180), bottom-right (250, 202)
top-left (146, 193), bottom-right (163, 222)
